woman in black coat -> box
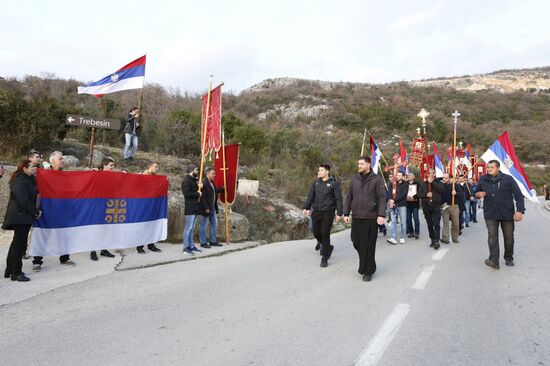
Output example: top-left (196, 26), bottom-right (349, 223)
top-left (2, 159), bottom-right (41, 282)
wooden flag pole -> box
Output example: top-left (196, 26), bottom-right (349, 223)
top-left (451, 110), bottom-right (460, 206)
top-left (198, 75), bottom-right (213, 195)
top-left (88, 127), bottom-right (95, 168)
top-left (360, 129), bottom-right (367, 156)
top-left (221, 130), bottom-right (230, 244)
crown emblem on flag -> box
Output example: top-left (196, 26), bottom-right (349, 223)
top-left (105, 199), bottom-right (127, 223)
top-left (504, 156), bottom-right (514, 169)
top-left (110, 73), bottom-right (119, 83)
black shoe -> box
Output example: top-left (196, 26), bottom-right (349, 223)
top-left (90, 251), bottom-right (98, 261)
top-left (473, 220), bottom-right (478, 223)
top-left (11, 274), bottom-right (30, 282)
top-left (148, 244), bottom-right (162, 252)
top-left (129, 157), bottom-right (134, 161)
top-left (100, 250), bottom-right (115, 258)
top-left (505, 259), bottom-right (515, 266)
top-left (315, 242), bottom-right (320, 251)
top-left (407, 233), bottom-right (414, 238)
top-left (414, 234), bottom-right (419, 239)
top-left (453, 239), bottom-right (460, 244)
top-left (429, 242), bottom-right (435, 248)
top-left (327, 245), bottom-right (334, 260)
top-left (200, 243), bottom-right (211, 249)
top-left (382, 228), bottom-right (387, 236)
top-left (434, 243), bottom-right (440, 250)
top-left (320, 257), bottom-right (328, 268)
top-left (4, 269), bottom-right (10, 278)
top-left (209, 242), bottom-right (223, 247)
top-left (362, 274), bottom-right (372, 282)
top-left (459, 230), bottom-right (463, 236)
top-left (137, 247), bottom-right (146, 254)
top-left (441, 239), bottom-right (450, 244)
top-left (484, 259), bottom-right (500, 269)
top-left (466, 224), bottom-right (469, 227)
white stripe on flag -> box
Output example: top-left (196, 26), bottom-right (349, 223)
top-left (78, 76), bottom-right (144, 95)
top-left (29, 218), bottom-right (167, 256)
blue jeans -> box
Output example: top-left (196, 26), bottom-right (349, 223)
top-left (199, 211), bottom-right (218, 244)
top-left (464, 200), bottom-right (471, 225)
top-left (124, 133), bottom-right (138, 159)
top-left (391, 206), bottom-right (407, 240)
top-left (183, 215), bottom-right (197, 250)
top-left (406, 206), bottom-right (420, 235)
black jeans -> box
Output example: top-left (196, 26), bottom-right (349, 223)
top-left (6, 224), bottom-right (32, 276)
top-left (312, 210), bottom-right (335, 259)
top-left (485, 219), bottom-right (515, 263)
top-left (423, 204), bottom-right (441, 243)
top-left (470, 201), bottom-right (477, 221)
top-left (351, 218), bottom-right (378, 276)
top-left (33, 254), bottom-right (70, 265)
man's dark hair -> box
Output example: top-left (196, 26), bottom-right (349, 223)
top-left (319, 163), bottom-right (331, 171)
top-left (488, 160), bottom-right (500, 168)
top-left (358, 156), bottom-right (371, 164)
top-left (205, 167), bottom-right (215, 174)
top-left (100, 157), bottom-right (114, 169)
top-left (27, 149), bottom-right (41, 158)
top-left (130, 106), bottom-right (138, 112)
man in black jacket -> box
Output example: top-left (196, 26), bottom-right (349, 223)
top-left (199, 167), bottom-right (225, 248)
top-left (476, 160), bottom-right (525, 269)
top-left (417, 169), bottom-right (444, 249)
top-left (303, 164), bottom-right (343, 268)
top-left (343, 156), bottom-right (387, 282)
top-left (387, 171), bottom-right (408, 245)
top-left (182, 165), bottom-right (203, 255)
top-left (124, 106), bottom-right (140, 161)
top-left (406, 173), bottom-right (421, 239)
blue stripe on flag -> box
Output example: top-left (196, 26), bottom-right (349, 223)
top-left (35, 197), bottom-right (167, 229)
top-left (489, 141), bottom-right (531, 190)
top-left (85, 65), bottom-right (146, 87)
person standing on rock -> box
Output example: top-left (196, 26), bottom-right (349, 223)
top-left (2, 159), bottom-right (40, 282)
top-left (124, 106), bottom-right (140, 161)
top-left (137, 162), bottom-right (163, 254)
top-left (343, 156), bottom-right (387, 282)
top-left (303, 163), bottom-right (343, 268)
top-left (90, 157), bottom-right (117, 261)
top-left (198, 167), bottom-right (225, 249)
top-left (476, 160), bottom-right (525, 269)
top-left (32, 151), bottom-right (76, 271)
top-left (182, 165), bottom-right (203, 255)
top-left (417, 169), bottom-right (444, 249)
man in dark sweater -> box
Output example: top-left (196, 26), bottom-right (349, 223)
top-left (417, 169), bottom-right (444, 249)
top-left (343, 156), bottom-right (387, 282)
top-left (303, 163), bottom-right (343, 268)
top-left (476, 160), bottom-right (525, 269)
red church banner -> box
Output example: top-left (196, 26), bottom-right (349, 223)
top-left (213, 144), bottom-right (240, 205)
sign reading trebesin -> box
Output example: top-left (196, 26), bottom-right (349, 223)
top-left (66, 114), bottom-right (121, 130)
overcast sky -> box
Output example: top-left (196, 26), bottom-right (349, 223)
top-left (1, 0), bottom-right (549, 93)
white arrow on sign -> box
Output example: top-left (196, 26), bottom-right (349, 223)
top-left (67, 116), bottom-right (75, 123)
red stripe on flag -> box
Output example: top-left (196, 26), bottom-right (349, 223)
top-left (37, 170), bottom-right (168, 199)
top-left (117, 55), bottom-right (147, 72)
top-left (497, 131), bottom-right (533, 189)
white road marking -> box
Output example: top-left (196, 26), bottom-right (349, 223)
top-left (432, 247), bottom-right (450, 261)
top-left (355, 303), bottom-right (411, 366)
top-left (412, 264), bottom-right (436, 290)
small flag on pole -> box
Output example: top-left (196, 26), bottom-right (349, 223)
top-left (370, 135), bottom-right (382, 174)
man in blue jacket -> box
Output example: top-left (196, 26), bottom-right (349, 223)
top-left (476, 160), bottom-right (525, 269)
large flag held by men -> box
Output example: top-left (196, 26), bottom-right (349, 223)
top-left (481, 131), bottom-right (538, 202)
top-left (201, 84), bottom-right (223, 156)
top-left (29, 170), bottom-right (168, 256)
top-left (77, 55), bottom-right (146, 96)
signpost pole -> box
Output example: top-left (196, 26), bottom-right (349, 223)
top-left (89, 127), bottom-right (95, 168)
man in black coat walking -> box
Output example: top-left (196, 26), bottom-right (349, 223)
top-left (476, 160), bottom-right (525, 269)
top-left (303, 164), bottom-right (343, 268)
top-left (343, 156), bottom-right (387, 282)
top-left (182, 165), bottom-right (203, 255)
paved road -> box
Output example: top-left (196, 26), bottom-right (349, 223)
top-left (1, 200), bottom-right (549, 366)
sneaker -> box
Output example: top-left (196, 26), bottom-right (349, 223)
top-left (90, 251), bottom-right (98, 261)
top-left (387, 238), bottom-right (398, 245)
top-left (209, 242), bottom-right (223, 247)
top-left (32, 264), bottom-right (42, 272)
top-left (484, 259), bottom-right (500, 269)
top-left (191, 247), bottom-right (202, 253)
top-left (399, 238), bottom-right (405, 244)
top-left (100, 250), bottom-right (115, 258)
top-left (61, 260), bottom-right (76, 266)
top-left (200, 243), bottom-right (211, 249)
top-left (183, 249), bottom-right (194, 255)
top-left (320, 257), bottom-right (328, 268)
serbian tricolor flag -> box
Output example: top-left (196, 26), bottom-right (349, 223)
top-left (201, 83), bottom-right (223, 156)
top-left (77, 55), bottom-right (146, 96)
top-left (398, 139), bottom-right (409, 174)
top-left (214, 144), bottom-right (240, 205)
top-left (481, 131), bottom-right (537, 202)
top-left (370, 135), bottom-right (382, 174)
top-left (29, 170), bottom-right (168, 256)
top-left (433, 143), bottom-right (445, 178)
top-left (466, 143), bottom-right (472, 159)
